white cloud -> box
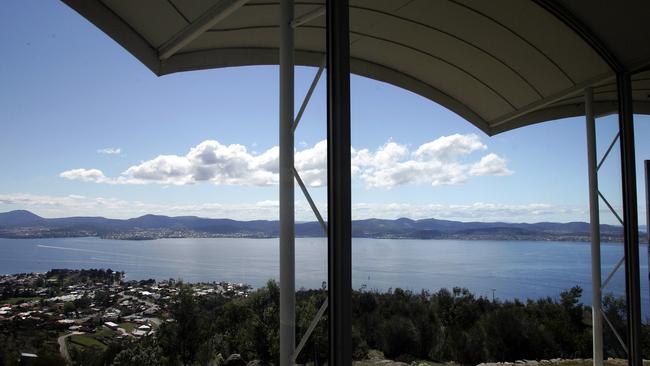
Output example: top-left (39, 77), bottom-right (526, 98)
top-left (125, 141), bottom-right (280, 186)
top-left (0, 193), bottom-right (281, 220)
top-left (59, 169), bottom-right (110, 183)
top-left (97, 147), bottom-right (122, 155)
top-left (351, 202), bottom-right (582, 222)
top-left (295, 140), bottom-right (327, 187)
top-left (60, 135), bottom-right (513, 188)
top-left (413, 133), bottom-right (485, 161)
top-left (352, 134), bottom-right (512, 188)
top-left (124, 155), bottom-right (193, 184)
top-left (469, 153), bottom-right (513, 176)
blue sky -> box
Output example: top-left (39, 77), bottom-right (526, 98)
top-left (0, 1), bottom-right (648, 224)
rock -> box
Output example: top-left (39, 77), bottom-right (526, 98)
top-left (367, 350), bottom-right (385, 360)
top-left (225, 354), bottom-right (246, 366)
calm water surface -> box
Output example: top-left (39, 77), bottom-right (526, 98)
top-left (0, 237), bottom-right (647, 313)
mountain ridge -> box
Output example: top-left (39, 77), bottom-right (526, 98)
top-left (0, 210), bottom-right (640, 242)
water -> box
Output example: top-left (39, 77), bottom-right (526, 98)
top-left (0, 237), bottom-right (648, 314)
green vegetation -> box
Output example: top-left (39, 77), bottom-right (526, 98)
top-left (69, 334), bottom-right (107, 350)
top-left (0, 269), bottom-right (125, 366)
top-left (0, 328), bottom-right (65, 366)
top-left (1, 275), bottom-right (648, 366)
top-left (118, 322), bottom-right (135, 333)
top-left (45, 268), bottom-right (123, 286)
top-left (2, 296), bottom-right (40, 305)
top-left (107, 282), bottom-right (650, 366)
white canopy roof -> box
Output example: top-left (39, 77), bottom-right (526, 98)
top-left (63, 0), bottom-right (650, 135)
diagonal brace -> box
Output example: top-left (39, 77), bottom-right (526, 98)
top-left (293, 167), bottom-right (327, 235)
top-left (598, 191), bottom-right (624, 225)
top-left (292, 297), bottom-right (328, 363)
top-left (292, 57), bottom-right (326, 133)
top-left (601, 255), bottom-right (625, 290)
top-left (291, 6), bottom-right (325, 28)
top-left (601, 307), bottom-right (629, 354)
top-left (158, 0), bottom-right (249, 60)
top-left (597, 132), bottom-right (620, 171)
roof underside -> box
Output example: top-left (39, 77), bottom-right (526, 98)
top-left (63, 0), bottom-right (650, 135)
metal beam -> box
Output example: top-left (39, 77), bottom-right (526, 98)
top-left (158, 0), bottom-right (249, 60)
top-left (597, 132), bottom-right (620, 171)
top-left (292, 58), bottom-right (326, 132)
top-left (326, 0), bottom-right (352, 364)
top-left (532, 0), bottom-right (623, 73)
top-left (602, 256), bottom-right (625, 291)
top-left (292, 297), bottom-right (328, 363)
top-left (598, 191), bottom-right (624, 226)
top-left (617, 72), bottom-right (642, 366)
top-left (646, 160), bottom-right (650, 310)
top-left (279, 0), bottom-right (295, 365)
top-left (293, 167), bottom-right (328, 235)
top-left (292, 6), bottom-right (325, 28)
top-left (585, 87), bottom-right (603, 366)
top-left (601, 307), bottom-right (629, 355)
top-left (489, 71), bottom-right (614, 130)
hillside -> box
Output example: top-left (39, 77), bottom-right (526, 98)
top-left (0, 210), bottom-right (637, 242)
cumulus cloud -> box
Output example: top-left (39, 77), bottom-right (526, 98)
top-left (352, 134), bottom-right (513, 188)
top-left (60, 134), bottom-right (513, 188)
top-left (469, 153), bottom-right (513, 176)
top-left (97, 147), bottom-right (122, 155)
top-left (59, 169), bottom-right (139, 185)
top-left (62, 141), bottom-right (281, 186)
top-left (59, 169), bottom-right (110, 183)
top-left (295, 140), bottom-right (327, 187)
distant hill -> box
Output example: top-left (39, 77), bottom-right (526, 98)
top-left (0, 210), bottom-right (46, 227)
top-left (0, 210), bottom-right (637, 242)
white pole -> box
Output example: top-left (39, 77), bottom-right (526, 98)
top-left (586, 87), bottom-right (603, 366)
top-left (279, 0), bottom-right (295, 365)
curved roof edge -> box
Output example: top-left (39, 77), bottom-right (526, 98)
top-left (65, 0), bottom-right (493, 133)
top-left (492, 101), bottom-right (650, 135)
top-left (63, 0), bottom-right (649, 137)
top-left (163, 48), bottom-right (492, 133)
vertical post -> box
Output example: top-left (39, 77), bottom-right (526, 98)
top-left (279, 0), bottom-right (295, 365)
top-left (585, 87), bottom-right (603, 366)
top-left (326, 0), bottom-right (352, 364)
top-left (645, 160), bottom-right (649, 309)
top-left (617, 72), bottom-right (641, 366)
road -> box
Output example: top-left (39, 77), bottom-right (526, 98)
top-left (57, 331), bottom-right (84, 364)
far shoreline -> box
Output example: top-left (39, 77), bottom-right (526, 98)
top-left (0, 234), bottom-right (633, 244)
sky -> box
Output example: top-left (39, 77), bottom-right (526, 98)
top-left (0, 1), bottom-right (648, 225)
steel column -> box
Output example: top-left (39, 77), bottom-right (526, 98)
top-left (617, 72), bottom-right (641, 366)
top-left (326, 0), bottom-right (352, 364)
top-left (279, 0), bottom-right (295, 364)
top-left (646, 160), bottom-right (649, 312)
top-left (585, 88), bottom-right (603, 366)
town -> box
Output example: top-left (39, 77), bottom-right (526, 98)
top-left (0, 269), bottom-right (252, 365)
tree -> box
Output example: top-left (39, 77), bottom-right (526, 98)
top-left (63, 301), bottom-right (76, 316)
top-left (113, 337), bottom-right (167, 366)
top-left (171, 283), bottom-right (202, 365)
